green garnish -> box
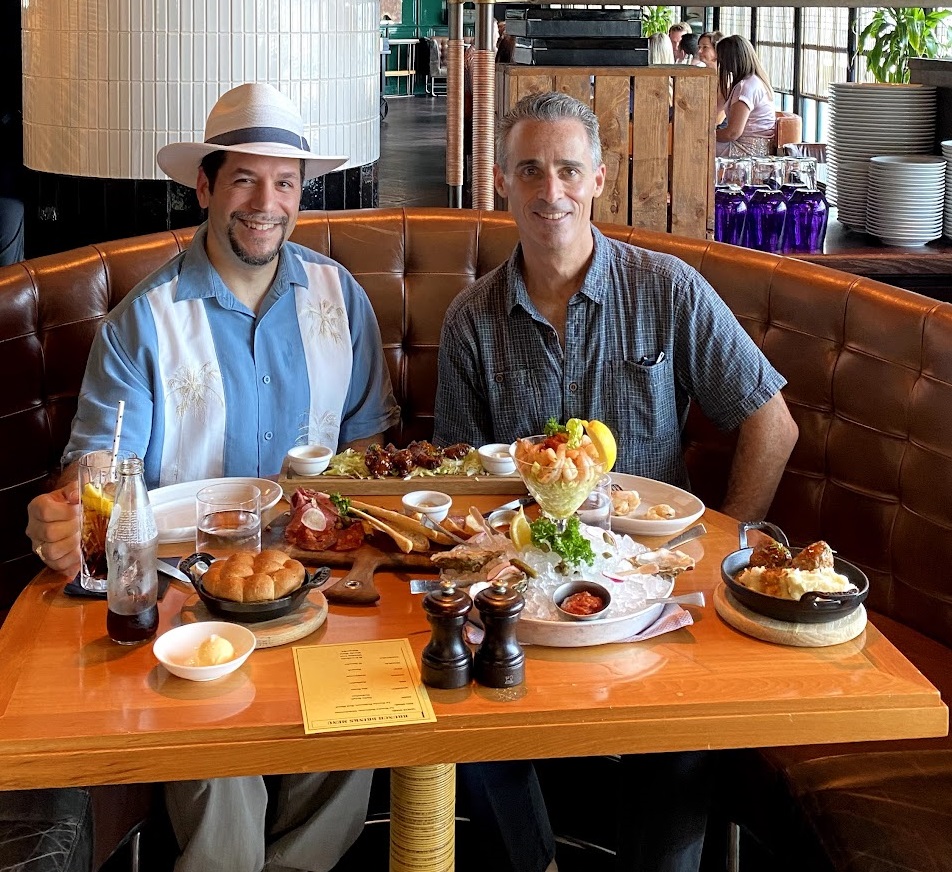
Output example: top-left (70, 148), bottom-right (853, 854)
top-left (329, 493), bottom-right (351, 516)
top-left (544, 417), bottom-right (567, 437)
top-left (565, 418), bottom-right (584, 450)
top-left (529, 516), bottom-right (595, 567)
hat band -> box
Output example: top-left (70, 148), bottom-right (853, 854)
top-left (206, 126), bottom-right (311, 151)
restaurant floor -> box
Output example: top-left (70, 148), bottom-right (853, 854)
top-left (378, 94), bottom-right (449, 210)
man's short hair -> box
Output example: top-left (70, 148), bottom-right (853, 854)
top-left (496, 91), bottom-right (602, 172)
top-left (199, 151), bottom-right (306, 192)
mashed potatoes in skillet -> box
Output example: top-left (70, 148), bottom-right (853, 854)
top-left (736, 565), bottom-right (853, 601)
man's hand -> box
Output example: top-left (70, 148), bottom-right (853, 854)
top-left (26, 482), bottom-right (82, 577)
top-left (720, 392), bottom-right (799, 522)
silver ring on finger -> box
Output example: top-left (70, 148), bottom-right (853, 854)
top-left (33, 542), bottom-right (46, 562)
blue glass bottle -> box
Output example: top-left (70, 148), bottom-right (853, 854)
top-left (745, 188), bottom-right (787, 253)
top-left (714, 186), bottom-right (748, 246)
top-left (782, 188), bottom-right (829, 254)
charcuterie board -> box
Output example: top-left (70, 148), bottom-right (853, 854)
top-left (279, 461), bottom-right (527, 498)
top-left (263, 515), bottom-right (438, 605)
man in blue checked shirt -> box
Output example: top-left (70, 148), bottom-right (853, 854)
top-left (434, 90), bottom-right (798, 872)
top-left (435, 90), bottom-right (798, 523)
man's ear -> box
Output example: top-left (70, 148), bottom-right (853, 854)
top-left (196, 168), bottom-right (211, 209)
top-left (593, 162), bottom-right (607, 199)
top-left (493, 163), bottom-right (508, 198)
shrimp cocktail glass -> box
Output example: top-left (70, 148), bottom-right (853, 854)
top-left (79, 449), bottom-right (135, 592)
top-left (512, 419), bottom-right (610, 529)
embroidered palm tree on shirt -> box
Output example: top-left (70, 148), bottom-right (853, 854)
top-left (297, 410), bottom-right (341, 449)
top-left (166, 362), bottom-right (224, 482)
top-left (303, 298), bottom-right (346, 345)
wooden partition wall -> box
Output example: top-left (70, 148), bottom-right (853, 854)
top-left (497, 65), bottom-right (717, 240)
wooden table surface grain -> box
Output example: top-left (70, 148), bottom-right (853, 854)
top-left (0, 497), bottom-right (946, 790)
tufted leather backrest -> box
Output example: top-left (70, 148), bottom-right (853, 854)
top-left (3, 208), bottom-right (952, 651)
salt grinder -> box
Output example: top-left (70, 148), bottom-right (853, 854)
top-left (473, 579), bottom-right (525, 688)
top-left (421, 580), bottom-right (473, 689)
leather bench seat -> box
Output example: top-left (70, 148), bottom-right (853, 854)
top-left (0, 788), bottom-right (92, 872)
top-left (2, 208), bottom-right (950, 872)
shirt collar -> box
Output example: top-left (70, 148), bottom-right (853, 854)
top-left (505, 225), bottom-right (609, 317)
top-left (175, 223), bottom-right (306, 309)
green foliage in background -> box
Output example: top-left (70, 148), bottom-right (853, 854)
top-left (858, 7), bottom-right (952, 83)
top-left (641, 6), bottom-right (676, 38)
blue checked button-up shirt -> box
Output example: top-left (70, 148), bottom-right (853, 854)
top-left (434, 227), bottom-right (785, 489)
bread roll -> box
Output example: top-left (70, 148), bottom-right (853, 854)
top-left (202, 549), bottom-right (306, 602)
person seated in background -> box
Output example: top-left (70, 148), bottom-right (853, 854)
top-left (697, 30), bottom-right (723, 66)
top-left (668, 21), bottom-right (692, 62)
top-left (679, 33), bottom-right (705, 66)
top-left (715, 34), bottom-right (777, 157)
top-left (648, 31), bottom-right (676, 65)
top-left (26, 81), bottom-right (400, 872)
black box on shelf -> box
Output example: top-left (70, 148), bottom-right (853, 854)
top-left (505, 8), bottom-right (643, 39)
top-left (512, 37), bottom-right (649, 67)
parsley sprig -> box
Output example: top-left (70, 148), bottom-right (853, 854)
top-left (529, 516), bottom-right (595, 568)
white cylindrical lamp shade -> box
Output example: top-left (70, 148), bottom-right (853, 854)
top-left (22, 0), bottom-right (379, 180)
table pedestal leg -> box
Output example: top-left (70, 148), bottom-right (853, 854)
top-left (390, 763), bottom-right (455, 872)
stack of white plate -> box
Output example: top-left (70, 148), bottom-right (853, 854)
top-left (829, 83), bottom-right (936, 231)
top-left (941, 139), bottom-right (952, 238)
top-left (866, 155), bottom-right (945, 247)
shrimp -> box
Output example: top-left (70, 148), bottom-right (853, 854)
top-left (562, 456), bottom-right (579, 482)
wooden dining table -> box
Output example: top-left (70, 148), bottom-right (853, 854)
top-left (0, 493), bottom-right (946, 871)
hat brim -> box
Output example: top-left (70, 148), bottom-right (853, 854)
top-left (156, 141), bottom-right (348, 188)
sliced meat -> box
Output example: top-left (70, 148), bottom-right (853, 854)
top-left (443, 442), bottom-right (473, 460)
top-left (332, 523), bottom-right (366, 552)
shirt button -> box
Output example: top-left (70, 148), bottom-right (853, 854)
top-left (569, 382), bottom-right (578, 392)
top-left (264, 431), bottom-right (273, 441)
top-left (262, 375), bottom-right (271, 385)
top-left (495, 374), bottom-right (504, 383)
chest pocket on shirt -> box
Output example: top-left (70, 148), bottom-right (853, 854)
top-left (608, 359), bottom-right (679, 441)
top-left (488, 366), bottom-right (558, 437)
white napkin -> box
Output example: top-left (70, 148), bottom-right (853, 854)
top-left (463, 603), bottom-right (694, 645)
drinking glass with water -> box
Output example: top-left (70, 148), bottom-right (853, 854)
top-left (196, 483), bottom-right (262, 556)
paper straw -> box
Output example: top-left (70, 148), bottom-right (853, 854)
top-left (109, 400), bottom-right (125, 476)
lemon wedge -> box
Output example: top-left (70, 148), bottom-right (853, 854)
top-left (584, 419), bottom-right (617, 473)
top-left (509, 507), bottom-right (533, 550)
top-left (81, 483), bottom-right (114, 517)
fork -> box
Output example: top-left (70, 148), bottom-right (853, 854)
top-left (610, 482), bottom-right (623, 492)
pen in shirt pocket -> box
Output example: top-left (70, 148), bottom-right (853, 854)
top-left (637, 351), bottom-right (666, 366)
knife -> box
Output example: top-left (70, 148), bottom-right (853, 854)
top-left (157, 560), bottom-right (195, 587)
top-left (486, 495), bottom-right (536, 516)
top-left (657, 523), bottom-right (707, 551)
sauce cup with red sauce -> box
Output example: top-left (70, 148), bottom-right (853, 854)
top-left (553, 580), bottom-right (612, 621)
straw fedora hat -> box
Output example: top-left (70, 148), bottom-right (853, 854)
top-left (156, 83), bottom-right (348, 188)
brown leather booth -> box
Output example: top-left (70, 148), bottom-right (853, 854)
top-left (1, 207), bottom-right (950, 870)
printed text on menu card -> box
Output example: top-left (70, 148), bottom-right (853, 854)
top-left (292, 639), bottom-right (436, 735)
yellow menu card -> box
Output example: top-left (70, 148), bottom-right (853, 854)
top-left (292, 639), bottom-right (437, 735)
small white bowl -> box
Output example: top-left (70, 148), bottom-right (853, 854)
top-left (287, 444), bottom-right (333, 476)
top-left (401, 490), bottom-right (452, 523)
top-left (478, 443), bottom-right (516, 476)
top-left (153, 621), bottom-right (256, 682)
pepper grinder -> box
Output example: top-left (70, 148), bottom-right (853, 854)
top-left (473, 579), bottom-right (525, 688)
top-left (421, 580), bottom-right (473, 689)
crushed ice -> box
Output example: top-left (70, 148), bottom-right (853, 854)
top-left (519, 525), bottom-right (672, 622)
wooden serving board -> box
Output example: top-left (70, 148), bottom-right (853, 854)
top-left (179, 589), bottom-right (328, 649)
top-left (279, 461), bottom-right (527, 498)
top-left (262, 516), bottom-right (438, 606)
top-left (713, 583), bottom-right (867, 647)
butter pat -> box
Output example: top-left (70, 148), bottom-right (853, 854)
top-left (189, 634), bottom-right (235, 667)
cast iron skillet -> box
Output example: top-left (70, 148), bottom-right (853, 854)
top-left (721, 522), bottom-right (869, 623)
top-left (180, 552), bottom-right (332, 623)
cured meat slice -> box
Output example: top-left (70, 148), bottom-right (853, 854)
top-left (285, 489), bottom-right (365, 552)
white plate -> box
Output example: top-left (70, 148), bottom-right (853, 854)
top-left (608, 474), bottom-right (705, 537)
top-left (150, 477), bottom-right (283, 544)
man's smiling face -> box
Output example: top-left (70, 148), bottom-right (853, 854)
top-left (198, 151), bottom-right (302, 269)
top-left (494, 118), bottom-right (606, 257)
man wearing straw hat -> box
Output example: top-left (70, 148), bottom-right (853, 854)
top-left (26, 82), bottom-right (399, 872)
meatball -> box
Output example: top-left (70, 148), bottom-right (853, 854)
top-left (443, 442), bottom-right (473, 461)
top-left (749, 539), bottom-right (792, 569)
top-left (364, 443), bottom-right (393, 477)
top-left (791, 540), bottom-right (835, 572)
